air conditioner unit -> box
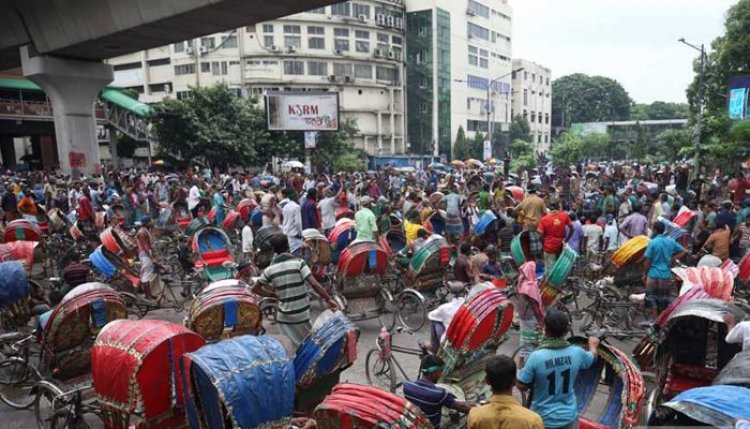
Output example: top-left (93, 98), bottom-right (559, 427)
top-left (376, 14), bottom-right (386, 25)
top-left (270, 45), bottom-right (280, 52)
top-left (374, 49), bottom-right (384, 58)
top-left (467, 8), bottom-right (476, 16)
top-left (387, 51), bottom-right (395, 60)
top-left (344, 75), bottom-right (354, 83)
top-left (334, 49), bottom-right (344, 56)
top-left (287, 46), bottom-right (296, 53)
top-left (198, 46), bottom-right (208, 55)
top-left (395, 18), bottom-right (404, 29)
top-left (387, 16), bottom-right (395, 27)
top-left (185, 46), bottom-right (194, 55)
top-left (358, 14), bottom-right (367, 23)
top-left (328, 75), bottom-right (338, 82)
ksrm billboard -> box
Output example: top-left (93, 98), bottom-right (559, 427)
top-left (266, 91), bottom-right (340, 131)
top-left (728, 76), bottom-right (750, 121)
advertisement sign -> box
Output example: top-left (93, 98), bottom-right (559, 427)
top-left (266, 92), bottom-right (339, 131)
top-left (304, 132), bottom-right (317, 149)
top-left (729, 76), bottom-right (750, 120)
top-left (483, 140), bottom-right (492, 160)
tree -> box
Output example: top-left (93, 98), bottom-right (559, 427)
top-left (453, 126), bottom-right (470, 160)
top-left (115, 135), bottom-right (138, 159)
top-left (552, 74), bottom-right (633, 127)
top-left (508, 139), bottom-right (536, 173)
top-left (152, 83), bottom-right (270, 167)
top-left (549, 132), bottom-right (609, 165)
top-left (509, 115), bottom-right (532, 142)
top-left (654, 128), bottom-right (693, 162)
top-left (313, 119), bottom-right (367, 171)
top-left (631, 102), bottom-right (690, 120)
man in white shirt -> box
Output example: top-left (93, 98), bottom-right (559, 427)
top-left (603, 215), bottom-right (620, 251)
top-left (280, 188), bottom-right (303, 255)
top-left (187, 180), bottom-right (202, 218)
top-left (726, 313), bottom-right (750, 351)
top-left (67, 182), bottom-right (81, 212)
top-left (241, 219), bottom-right (254, 262)
top-left (424, 282), bottom-right (466, 351)
top-left (582, 218), bottom-right (604, 254)
top-left (318, 189), bottom-right (337, 235)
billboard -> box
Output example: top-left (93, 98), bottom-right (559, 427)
top-left (266, 92), bottom-right (339, 131)
top-left (729, 76), bottom-right (750, 120)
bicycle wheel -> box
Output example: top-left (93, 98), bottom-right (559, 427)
top-left (0, 357), bottom-right (42, 409)
top-left (575, 309), bottom-right (599, 336)
top-left (396, 291), bottom-right (426, 332)
top-left (119, 292), bottom-right (149, 319)
top-left (375, 291), bottom-right (396, 331)
top-left (365, 348), bottom-right (396, 392)
top-left (50, 408), bottom-right (92, 429)
top-left (35, 381), bottom-right (64, 429)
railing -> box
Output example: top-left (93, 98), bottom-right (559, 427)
top-left (0, 98), bottom-right (107, 121)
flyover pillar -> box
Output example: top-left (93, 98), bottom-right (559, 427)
top-left (20, 46), bottom-right (113, 178)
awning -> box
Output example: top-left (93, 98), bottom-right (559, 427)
top-left (99, 88), bottom-right (152, 117)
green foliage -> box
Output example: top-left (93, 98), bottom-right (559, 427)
top-left (552, 73), bottom-right (633, 126)
top-left (511, 153), bottom-right (537, 174)
top-left (655, 128), bottom-right (693, 162)
top-left (550, 132), bottom-right (609, 165)
top-left (509, 115), bottom-right (532, 142)
top-left (452, 128), bottom-right (485, 160)
top-left (509, 138), bottom-right (536, 173)
top-left (631, 102), bottom-right (690, 120)
top-left (115, 134), bottom-right (138, 158)
top-left (152, 83), bottom-right (269, 167)
top-left (314, 119), bottom-right (366, 171)
top-left (509, 139), bottom-right (533, 159)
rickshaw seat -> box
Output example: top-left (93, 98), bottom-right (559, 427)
top-left (578, 418), bottom-right (608, 429)
top-left (662, 363), bottom-right (719, 399)
top-left (201, 249), bottom-right (232, 267)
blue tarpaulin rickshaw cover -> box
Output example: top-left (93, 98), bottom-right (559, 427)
top-left (662, 385), bottom-right (750, 427)
top-left (0, 261), bottom-right (29, 307)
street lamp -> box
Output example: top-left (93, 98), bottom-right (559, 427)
top-left (679, 37), bottom-right (707, 178)
top-left (485, 68), bottom-right (524, 159)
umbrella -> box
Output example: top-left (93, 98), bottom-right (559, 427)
top-left (451, 160), bottom-right (466, 168)
top-left (466, 159), bottom-right (484, 168)
top-left (285, 160), bottom-right (304, 169)
top-left (429, 162), bottom-right (448, 170)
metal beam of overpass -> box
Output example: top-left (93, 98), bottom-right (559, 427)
top-left (0, 0), bottom-right (339, 69)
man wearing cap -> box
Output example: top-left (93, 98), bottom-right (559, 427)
top-left (355, 196), bottom-right (378, 241)
top-left (404, 354), bottom-right (473, 428)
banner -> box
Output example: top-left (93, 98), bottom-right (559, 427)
top-left (266, 92), bottom-right (339, 131)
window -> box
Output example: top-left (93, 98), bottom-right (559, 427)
top-left (468, 45), bottom-right (488, 69)
top-left (545, 114), bottom-right (550, 124)
top-left (354, 64), bottom-right (373, 79)
top-left (334, 39), bottom-right (350, 52)
top-left (173, 42), bottom-right (185, 53)
top-left (200, 62), bottom-right (211, 73)
top-left (355, 41), bottom-right (370, 52)
top-left (524, 71), bottom-right (528, 80)
top-left (530, 111), bottom-right (536, 123)
top-left (283, 25), bottom-right (301, 34)
top-left (544, 134), bottom-right (549, 143)
top-left (377, 33), bottom-right (389, 43)
top-left (201, 37), bottom-right (215, 49)
top-left (393, 46), bottom-right (402, 61)
top-left (355, 30), bottom-right (370, 39)
top-left (479, 58), bottom-right (488, 68)
top-left (333, 63), bottom-right (352, 76)
top-left (283, 60), bottom-right (304, 75)
top-left (420, 77), bottom-right (428, 88)
top-left (222, 35), bottom-right (238, 48)
top-left (331, 2), bottom-right (350, 16)
top-left (468, 0), bottom-right (490, 18)
top-left (468, 55), bottom-right (478, 66)
top-left (546, 78), bottom-right (550, 86)
top-left (263, 24), bottom-right (274, 33)
top-left (523, 89), bottom-right (528, 105)
top-left (538, 112), bottom-right (542, 123)
top-left (308, 7), bottom-right (325, 14)
top-left (174, 64), bottom-right (195, 75)
top-left (419, 103), bottom-right (428, 113)
top-left (307, 61), bottom-right (328, 76)
top-left (352, 3), bottom-right (371, 18)
top-left (113, 62), bottom-right (140, 71)
top-left (308, 26), bottom-right (324, 35)
top-left (263, 36), bottom-right (274, 47)
top-left (309, 37), bottom-right (325, 50)
top-left (376, 66), bottom-right (398, 84)
top-left (334, 28), bottom-right (350, 37)
top-left (148, 83), bottom-right (170, 93)
top-left (211, 61), bottom-right (228, 76)
top-left (176, 91), bottom-right (191, 100)
top-left (392, 36), bottom-right (402, 45)
top-left (532, 73), bottom-right (536, 81)
top-left (415, 49), bottom-right (427, 64)
top-left (284, 36), bottom-right (302, 49)
top-left (467, 23), bottom-right (489, 41)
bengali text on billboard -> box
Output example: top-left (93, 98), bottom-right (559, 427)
top-left (266, 92), bottom-right (339, 131)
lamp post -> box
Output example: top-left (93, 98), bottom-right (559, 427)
top-left (679, 37), bottom-right (706, 178)
top-left (486, 68), bottom-right (524, 160)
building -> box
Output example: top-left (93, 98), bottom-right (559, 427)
top-left (404, 0), bottom-right (513, 159)
top-left (511, 59), bottom-right (552, 153)
top-left (107, 0), bottom-right (407, 156)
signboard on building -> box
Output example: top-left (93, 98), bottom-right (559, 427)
top-left (266, 92), bottom-right (339, 131)
top-left (729, 76), bottom-right (750, 120)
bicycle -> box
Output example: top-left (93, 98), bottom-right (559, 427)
top-left (0, 333), bottom-right (42, 410)
top-left (365, 327), bottom-right (426, 392)
top-left (34, 381), bottom-right (98, 429)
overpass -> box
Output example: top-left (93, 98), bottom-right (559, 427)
top-left (0, 0), bottom-right (338, 176)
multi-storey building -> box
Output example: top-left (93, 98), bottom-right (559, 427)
top-left (107, 1), bottom-right (407, 156)
top-left (511, 59), bottom-right (552, 153)
top-left (405, 0), bottom-right (513, 159)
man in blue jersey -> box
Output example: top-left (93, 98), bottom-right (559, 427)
top-left (404, 354), bottom-right (473, 427)
top-left (517, 310), bottom-right (600, 429)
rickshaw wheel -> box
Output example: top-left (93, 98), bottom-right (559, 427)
top-left (375, 291), bottom-right (396, 331)
top-left (119, 292), bottom-right (149, 319)
top-left (643, 387), bottom-right (660, 425)
top-left (0, 357), bottom-right (42, 409)
top-left (34, 381), bottom-right (64, 429)
top-left (576, 309), bottom-right (598, 335)
top-left (397, 291), bottom-right (426, 332)
top-left (365, 348), bottom-right (396, 392)
top-left (50, 408), bottom-right (91, 429)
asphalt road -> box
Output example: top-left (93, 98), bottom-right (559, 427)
top-left (1, 292), bottom-right (642, 429)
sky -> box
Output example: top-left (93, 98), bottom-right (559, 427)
top-left (510, 0), bottom-right (736, 104)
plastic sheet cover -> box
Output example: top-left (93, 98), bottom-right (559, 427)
top-left (0, 261), bottom-right (28, 307)
top-left (662, 385), bottom-right (750, 427)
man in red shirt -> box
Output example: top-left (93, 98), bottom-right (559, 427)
top-left (537, 203), bottom-right (573, 271)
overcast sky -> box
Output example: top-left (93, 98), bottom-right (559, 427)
top-left (510, 0), bottom-right (735, 104)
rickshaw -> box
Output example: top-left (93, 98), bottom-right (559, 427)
top-left (47, 208), bottom-right (70, 233)
top-left (192, 226), bottom-right (236, 282)
top-left (4, 219), bottom-right (42, 242)
top-left (254, 224), bottom-right (285, 269)
top-left (100, 227), bottom-right (136, 260)
top-left (91, 319), bottom-right (206, 429)
top-left (302, 229), bottom-right (333, 279)
top-left (107, 203), bottom-right (127, 227)
top-left (639, 298), bottom-right (745, 420)
top-left (395, 235), bottom-right (452, 331)
top-left (236, 198), bottom-right (257, 222)
top-left (0, 261), bottom-right (35, 330)
top-left (172, 201), bottom-right (192, 229)
top-left (185, 217), bottom-right (209, 238)
top-left (181, 335), bottom-right (294, 429)
top-left (314, 383), bottom-right (432, 429)
top-left (184, 279), bottom-right (262, 342)
top-left (328, 218), bottom-right (357, 264)
top-left (648, 351), bottom-right (750, 427)
top-left (0, 240), bottom-right (39, 271)
top-left (332, 240), bottom-right (394, 328)
top-left (295, 313), bottom-right (359, 414)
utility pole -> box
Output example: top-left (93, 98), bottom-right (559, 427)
top-left (484, 67), bottom-right (523, 160)
top-left (679, 38), bottom-right (706, 178)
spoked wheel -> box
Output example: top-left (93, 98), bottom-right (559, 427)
top-left (365, 348), bottom-right (396, 392)
top-left (375, 290), bottom-right (396, 331)
top-left (119, 292), bottom-right (150, 319)
top-left (0, 357), bottom-right (42, 409)
top-left (34, 381), bottom-right (64, 429)
top-left (576, 309), bottom-right (598, 336)
top-left (396, 291), bottom-right (426, 332)
top-left (50, 408), bottom-right (92, 429)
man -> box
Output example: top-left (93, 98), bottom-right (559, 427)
top-left (404, 354), bottom-right (473, 428)
top-left (643, 222), bottom-right (687, 320)
top-left (318, 189), bottom-right (337, 236)
top-left (241, 218), bottom-right (254, 262)
top-left (703, 220), bottom-right (731, 260)
top-left (725, 313), bottom-right (750, 351)
top-left (155, 176), bottom-right (170, 203)
top-left (354, 196), bottom-right (379, 241)
top-left (468, 355), bottom-right (543, 429)
top-left (619, 203), bottom-right (648, 239)
top-left (603, 214), bottom-right (620, 251)
top-left (252, 235), bottom-right (337, 348)
top-left (280, 188), bottom-right (303, 255)
top-left (261, 186), bottom-right (280, 226)
top-left (301, 189), bottom-right (320, 230)
top-left (453, 243), bottom-right (478, 284)
top-left (68, 181), bottom-right (81, 212)
top-left (516, 185), bottom-right (546, 231)
top-left (518, 310), bottom-right (599, 429)
top-left (537, 203), bottom-right (572, 270)
top-left (187, 180), bottom-right (202, 218)
top-left (135, 217), bottom-right (157, 299)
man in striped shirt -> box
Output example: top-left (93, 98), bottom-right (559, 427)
top-left (404, 355), bottom-right (473, 427)
top-left (253, 235), bottom-right (337, 348)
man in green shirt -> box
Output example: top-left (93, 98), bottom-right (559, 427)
top-left (355, 196), bottom-right (379, 241)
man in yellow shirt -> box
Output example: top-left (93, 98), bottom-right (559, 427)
top-left (516, 186), bottom-right (547, 231)
top-left (468, 355), bottom-right (543, 429)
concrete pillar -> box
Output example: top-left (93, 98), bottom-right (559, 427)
top-left (0, 135), bottom-right (16, 169)
top-left (108, 126), bottom-right (120, 170)
top-left (20, 46), bottom-right (113, 178)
